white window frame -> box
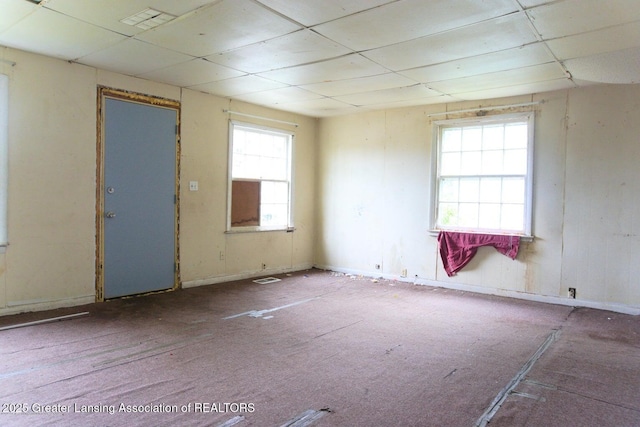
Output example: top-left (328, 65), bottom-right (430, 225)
top-left (430, 112), bottom-right (534, 237)
top-left (227, 120), bottom-right (293, 232)
top-left (0, 74), bottom-right (8, 250)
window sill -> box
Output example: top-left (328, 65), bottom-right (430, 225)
top-left (428, 230), bottom-right (534, 242)
top-left (226, 226), bottom-right (295, 234)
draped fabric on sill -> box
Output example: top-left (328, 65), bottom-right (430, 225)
top-left (437, 231), bottom-right (520, 277)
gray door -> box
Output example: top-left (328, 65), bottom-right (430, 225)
top-left (103, 97), bottom-right (177, 299)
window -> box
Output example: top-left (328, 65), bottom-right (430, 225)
top-left (431, 113), bottom-right (534, 236)
top-left (228, 122), bottom-right (293, 231)
top-left (0, 74), bottom-right (7, 248)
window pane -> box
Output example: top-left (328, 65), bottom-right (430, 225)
top-left (261, 203), bottom-right (288, 227)
top-left (478, 203), bottom-right (501, 229)
top-left (481, 150), bottom-right (503, 175)
top-left (505, 123), bottom-right (528, 149)
top-left (438, 203), bottom-right (459, 226)
top-left (501, 204), bottom-right (524, 231)
top-left (482, 125), bottom-right (504, 150)
top-left (502, 178), bottom-right (525, 203)
top-left (503, 149), bottom-right (527, 174)
top-left (459, 178), bottom-right (479, 202)
top-left (461, 127), bottom-right (481, 151)
top-left (460, 151), bottom-right (481, 175)
top-left (440, 152), bottom-right (461, 175)
top-left (442, 128), bottom-right (461, 152)
top-left (458, 203), bottom-right (478, 228)
top-left (479, 178), bottom-right (501, 203)
top-left (262, 181), bottom-right (288, 204)
top-left (439, 178), bottom-right (459, 202)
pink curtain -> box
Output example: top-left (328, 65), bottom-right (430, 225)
top-left (437, 231), bottom-right (520, 277)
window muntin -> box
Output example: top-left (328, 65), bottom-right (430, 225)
top-left (432, 113), bottom-right (533, 235)
top-left (228, 122), bottom-right (292, 231)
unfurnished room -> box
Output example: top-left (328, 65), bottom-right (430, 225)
top-left (0, 0), bottom-right (639, 426)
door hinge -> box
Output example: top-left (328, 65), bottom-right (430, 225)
top-left (175, 124), bottom-right (179, 135)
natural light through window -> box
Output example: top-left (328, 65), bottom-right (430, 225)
top-left (432, 113), bottom-right (533, 235)
top-left (229, 122), bottom-right (292, 231)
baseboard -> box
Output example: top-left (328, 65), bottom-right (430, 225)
top-left (182, 263), bottom-right (315, 289)
top-left (0, 295), bottom-right (95, 317)
top-left (313, 264), bottom-right (640, 316)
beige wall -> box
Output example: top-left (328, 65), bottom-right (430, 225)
top-left (1, 45), bottom-right (638, 317)
top-left (0, 47), bottom-right (316, 316)
top-left (316, 87), bottom-right (640, 314)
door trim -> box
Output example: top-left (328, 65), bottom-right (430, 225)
top-left (96, 86), bottom-right (181, 301)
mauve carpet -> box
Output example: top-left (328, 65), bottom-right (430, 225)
top-left (0, 269), bottom-right (638, 426)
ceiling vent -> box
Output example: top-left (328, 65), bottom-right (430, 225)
top-left (120, 8), bottom-right (176, 30)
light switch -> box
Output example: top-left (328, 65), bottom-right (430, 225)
top-left (189, 181), bottom-right (198, 191)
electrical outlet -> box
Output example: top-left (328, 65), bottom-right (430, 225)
top-left (401, 269), bottom-right (407, 277)
top-left (219, 251), bottom-right (225, 261)
top-left (568, 288), bottom-right (576, 299)
top-left (262, 263), bottom-right (266, 270)
top-left (375, 264), bottom-right (381, 270)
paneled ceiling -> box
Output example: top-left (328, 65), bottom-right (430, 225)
top-left (1, 0), bottom-right (639, 117)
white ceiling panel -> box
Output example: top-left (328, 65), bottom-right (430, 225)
top-left (546, 21), bottom-right (640, 60)
top-left (363, 14), bottom-right (539, 71)
top-left (399, 43), bottom-right (555, 83)
top-left (428, 63), bottom-right (567, 94)
top-left (206, 29), bottom-right (351, 74)
top-left (272, 97), bottom-right (360, 117)
top-left (233, 86), bottom-right (323, 105)
top-left (43, 0), bottom-right (214, 37)
top-left (78, 39), bottom-right (194, 76)
top-left (189, 75), bottom-right (288, 97)
top-left (301, 73), bottom-right (419, 97)
top-left (564, 46), bottom-right (640, 84)
top-left (139, 58), bottom-right (245, 87)
top-left (334, 84), bottom-right (441, 106)
top-left (527, 0), bottom-right (640, 40)
top-left (0, 7), bottom-right (126, 60)
top-left (313, 0), bottom-right (519, 52)
top-left (455, 79), bottom-right (576, 101)
top-left (136, 0), bottom-right (302, 57)
top-left (255, 0), bottom-right (393, 26)
top-left (0, 0), bottom-right (635, 117)
top-left (0, 0), bottom-right (34, 33)
top-left (258, 54), bottom-right (389, 86)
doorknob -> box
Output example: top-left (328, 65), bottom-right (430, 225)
top-left (105, 211), bottom-right (116, 218)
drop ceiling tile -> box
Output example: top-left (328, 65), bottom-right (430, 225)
top-left (78, 39), bottom-right (194, 76)
top-left (428, 63), bottom-right (567, 94)
top-left (399, 43), bottom-right (555, 83)
top-left (527, 0), bottom-right (640, 39)
top-left (301, 73), bottom-right (419, 97)
top-left (0, 6), bottom-right (126, 60)
top-left (189, 75), bottom-right (288, 97)
top-left (564, 46), bottom-right (640, 84)
top-left (206, 29), bottom-right (351, 74)
top-left (0, 0), bottom-right (34, 33)
top-left (272, 97), bottom-right (360, 117)
top-left (42, 0), bottom-right (213, 37)
top-left (258, 53), bottom-right (389, 86)
top-left (256, 0), bottom-right (393, 26)
top-left (136, 0), bottom-right (302, 57)
top-left (546, 21), bottom-right (640, 60)
top-left (138, 58), bottom-right (245, 87)
top-left (313, 0), bottom-right (518, 51)
top-left (334, 84), bottom-right (441, 106)
top-left (233, 86), bottom-right (323, 105)
top-left (363, 13), bottom-right (538, 71)
top-left (454, 78), bottom-right (575, 101)
top-left (360, 94), bottom-right (457, 111)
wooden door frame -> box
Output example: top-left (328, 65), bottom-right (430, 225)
top-left (96, 86), bottom-right (181, 301)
